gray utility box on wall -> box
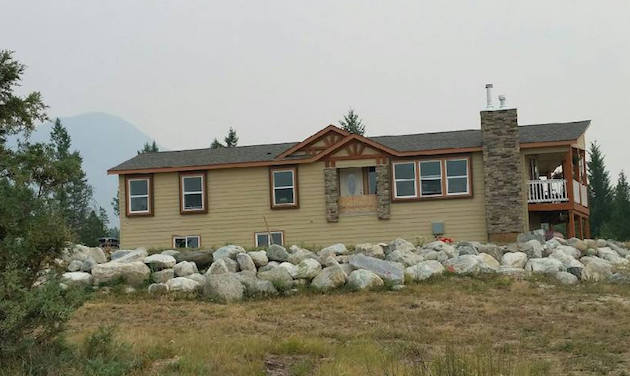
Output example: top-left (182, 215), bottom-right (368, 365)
top-left (432, 222), bottom-right (444, 236)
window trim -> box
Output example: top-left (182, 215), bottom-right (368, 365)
top-left (391, 155), bottom-right (473, 202)
top-left (392, 161), bottom-right (418, 199)
top-left (172, 235), bottom-right (201, 248)
top-left (269, 166), bottom-right (299, 209)
top-left (125, 174), bottom-right (154, 217)
top-left (254, 231), bottom-right (285, 247)
top-left (178, 171), bottom-right (208, 214)
top-left (419, 159), bottom-right (444, 197)
top-left (445, 158), bottom-right (470, 196)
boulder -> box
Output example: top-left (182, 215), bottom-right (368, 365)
top-left (497, 266), bottom-right (526, 277)
top-left (287, 247), bottom-right (317, 265)
top-left (161, 249), bottom-right (181, 258)
top-left (152, 268), bottom-right (174, 283)
top-left (385, 249), bottom-right (423, 267)
top-left (555, 271), bottom-right (578, 285)
top-left (295, 258), bottom-right (322, 279)
top-left (580, 256), bottom-right (613, 281)
top-left (233, 271), bottom-right (278, 296)
top-left (518, 240), bottom-right (543, 258)
top-left (81, 257), bottom-right (97, 272)
top-left (318, 243), bottom-right (348, 258)
top-left (67, 259), bottom-right (83, 272)
top-left (248, 251), bottom-right (269, 267)
top-left (278, 262), bottom-right (299, 278)
top-left (236, 253), bottom-right (257, 272)
top-left (609, 273), bottom-right (630, 284)
top-left (257, 267), bottom-right (293, 287)
top-left (545, 238), bottom-right (561, 251)
top-left (184, 273), bottom-right (206, 285)
top-left (477, 243), bottom-right (503, 261)
top-left (477, 253), bottom-right (500, 273)
top-left (597, 247), bottom-right (629, 265)
top-left (213, 245), bottom-right (244, 260)
top-left (111, 249), bottom-right (148, 263)
top-left (425, 241), bottom-right (457, 258)
top-left (524, 258), bottom-right (564, 274)
top-left (92, 261), bottom-right (151, 286)
top-left (311, 265), bottom-right (347, 291)
top-left (556, 245), bottom-right (581, 259)
top-left (347, 269), bottom-right (384, 290)
top-left (267, 244), bottom-right (290, 262)
top-left (566, 267), bottom-right (583, 280)
top-left (148, 283), bottom-right (169, 295)
top-left (517, 229), bottom-right (545, 244)
top-left (501, 252), bottom-right (528, 269)
top-left (64, 245), bottom-right (107, 264)
top-left (259, 261), bottom-right (279, 272)
top-left (405, 260), bottom-right (445, 282)
top-left (584, 239), bottom-right (597, 249)
top-left (349, 254), bottom-right (404, 284)
top-left (609, 243), bottom-right (630, 257)
top-left (549, 250), bottom-right (584, 269)
top-left (174, 261), bottom-right (198, 277)
top-left (443, 255), bottom-right (481, 274)
top-left (388, 238), bottom-right (416, 254)
top-left (568, 238), bottom-right (587, 252)
top-left (166, 277), bottom-right (200, 292)
top-left (221, 257), bottom-right (239, 272)
top-left (355, 243), bottom-right (385, 259)
top-left (144, 254), bottom-right (177, 270)
top-left (596, 239), bottom-right (608, 248)
top-left (206, 259), bottom-right (229, 275)
top-left (61, 272), bottom-right (93, 286)
top-left (175, 250), bottom-right (213, 269)
top-left (203, 274), bottom-right (244, 302)
top-left (340, 263), bottom-right (354, 276)
top-left (456, 242), bottom-right (479, 256)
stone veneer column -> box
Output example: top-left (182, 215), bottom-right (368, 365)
top-left (481, 108), bottom-right (525, 243)
top-left (324, 167), bottom-right (339, 222)
top-left (376, 164), bottom-right (391, 219)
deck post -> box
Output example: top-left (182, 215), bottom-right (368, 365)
top-left (567, 210), bottom-right (575, 239)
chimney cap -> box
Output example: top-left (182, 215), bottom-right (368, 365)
top-left (485, 83), bottom-right (493, 89)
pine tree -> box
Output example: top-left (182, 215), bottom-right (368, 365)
top-left (210, 138), bottom-right (224, 149)
top-left (224, 127), bottom-right (239, 147)
top-left (587, 141), bottom-right (613, 237)
top-left (137, 140), bottom-right (159, 154)
top-left (339, 108), bottom-right (366, 135)
top-left (605, 171), bottom-right (630, 240)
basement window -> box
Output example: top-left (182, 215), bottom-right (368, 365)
top-left (255, 231), bottom-right (284, 247)
top-left (173, 235), bottom-right (200, 248)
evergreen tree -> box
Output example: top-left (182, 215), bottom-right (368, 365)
top-left (111, 195), bottom-right (120, 217)
top-left (137, 140), bottom-right (159, 154)
top-left (587, 141), bottom-right (613, 237)
top-left (78, 208), bottom-right (109, 246)
top-left (339, 108), bottom-right (366, 135)
top-left (605, 171), bottom-right (630, 240)
top-left (210, 138), bottom-right (224, 149)
top-left (224, 127), bottom-right (238, 147)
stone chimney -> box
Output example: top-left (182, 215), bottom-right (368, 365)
top-left (480, 91), bottom-right (525, 243)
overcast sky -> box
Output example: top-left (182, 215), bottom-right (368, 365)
top-left (2, 1), bottom-right (629, 179)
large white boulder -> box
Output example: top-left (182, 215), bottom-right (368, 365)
top-left (501, 252), bottom-right (528, 269)
top-left (478, 253), bottom-right (500, 273)
top-left (206, 259), bottom-right (229, 275)
top-left (278, 262), bottom-right (299, 278)
top-left (556, 245), bottom-right (581, 259)
top-left (425, 241), bottom-right (457, 258)
top-left (405, 260), bottom-right (444, 282)
top-left (318, 243), bottom-right (348, 258)
top-left (203, 274), bottom-right (244, 302)
top-left (248, 251), bottom-right (269, 267)
top-left (62, 272), bottom-right (93, 286)
top-left (549, 249), bottom-right (584, 269)
top-left (92, 261), bottom-right (151, 285)
top-left (111, 249), bottom-right (148, 263)
top-left (174, 261), bottom-right (198, 277)
top-left (597, 247), bottom-right (629, 265)
top-left (555, 271), bottom-right (578, 285)
top-left (184, 273), bottom-right (206, 285)
top-left (166, 277), bottom-right (200, 292)
top-left (67, 259), bottom-right (83, 272)
top-left (213, 245), bottom-right (245, 261)
top-left (355, 243), bottom-right (385, 259)
top-left (294, 258), bottom-right (322, 279)
top-left (524, 258), bottom-right (564, 274)
top-left (236, 253), bottom-right (257, 272)
top-left (233, 271), bottom-right (278, 296)
top-left (443, 255), bottom-right (481, 274)
top-left (152, 269), bottom-right (174, 283)
top-left (347, 269), bottom-right (384, 290)
top-left (287, 246), bottom-right (317, 264)
top-left (311, 265), bottom-right (347, 291)
top-left (267, 244), bottom-right (290, 262)
top-left (148, 283), bottom-right (169, 295)
top-left (518, 240), bottom-right (543, 258)
top-left (385, 249), bottom-right (423, 267)
top-left (388, 238), bottom-right (416, 254)
top-left (349, 254), bottom-right (404, 284)
top-left (257, 267), bottom-right (293, 287)
top-left (580, 256), bottom-right (613, 281)
top-left (144, 254), bottom-right (176, 269)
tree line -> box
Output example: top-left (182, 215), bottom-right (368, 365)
top-left (588, 141), bottom-right (630, 241)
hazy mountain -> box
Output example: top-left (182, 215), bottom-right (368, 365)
top-left (22, 112), bottom-right (157, 227)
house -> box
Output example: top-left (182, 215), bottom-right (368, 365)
top-left (108, 92), bottom-right (590, 249)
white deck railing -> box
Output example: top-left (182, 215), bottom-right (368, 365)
top-left (528, 179), bottom-right (568, 203)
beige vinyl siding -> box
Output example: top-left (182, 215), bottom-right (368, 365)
top-left (119, 153), bottom-right (488, 249)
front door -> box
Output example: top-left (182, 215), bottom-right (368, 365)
top-left (339, 168), bottom-right (364, 197)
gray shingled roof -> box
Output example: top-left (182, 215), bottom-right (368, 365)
top-left (109, 120), bottom-right (589, 172)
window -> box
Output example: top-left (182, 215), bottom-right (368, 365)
top-left (446, 159), bottom-right (469, 195)
top-left (366, 167), bottom-right (377, 194)
top-left (255, 231), bottom-right (284, 247)
top-left (393, 162), bottom-right (416, 198)
top-left (173, 235), bottom-right (200, 248)
top-left (270, 167), bottom-right (298, 208)
top-left (420, 160), bottom-right (442, 196)
top-left (126, 176), bottom-right (152, 215)
top-left (180, 172), bottom-right (206, 213)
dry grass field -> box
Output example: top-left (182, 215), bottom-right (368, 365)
top-left (65, 275), bottom-right (630, 376)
